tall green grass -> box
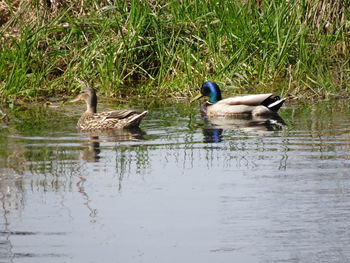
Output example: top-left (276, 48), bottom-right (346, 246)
top-left (0, 0), bottom-right (349, 103)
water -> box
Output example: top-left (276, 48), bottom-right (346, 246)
top-left (1, 100), bottom-right (350, 263)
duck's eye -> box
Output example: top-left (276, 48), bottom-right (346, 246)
top-left (201, 85), bottom-right (210, 96)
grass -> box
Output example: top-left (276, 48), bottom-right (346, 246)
top-left (0, 0), bottom-right (349, 104)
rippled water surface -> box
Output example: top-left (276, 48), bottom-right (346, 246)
top-left (1, 100), bottom-right (350, 263)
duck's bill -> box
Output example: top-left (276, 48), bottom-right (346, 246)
top-left (190, 93), bottom-right (204, 103)
top-left (69, 95), bottom-right (81, 103)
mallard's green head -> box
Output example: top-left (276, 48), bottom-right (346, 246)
top-left (200, 81), bottom-right (222, 103)
top-left (191, 81), bottom-right (222, 103)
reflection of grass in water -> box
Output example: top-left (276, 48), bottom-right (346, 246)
top-left (10, 105), bottom-right (76, 136)
top-left (0, 108), bottom-right (79, 215)
top-left (0, 105), bottom-right (79, 180)
top-left (0, 1), bottom-right (348, 103)
top-left (116, 147), bottom-right (149, 178)
top-left (277, 99), bottom-right (350, 138)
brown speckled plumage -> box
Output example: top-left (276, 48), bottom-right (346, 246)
top-left (71, 88), bottom-right (148, 131)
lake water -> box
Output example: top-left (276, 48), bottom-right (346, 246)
top-left (1, 99), bottom-right (350, 263)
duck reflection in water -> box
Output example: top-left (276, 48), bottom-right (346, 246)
top-left (203, 127), bottom-right (224, 143)
top-left (79, 127), bottom-right (145, 162)
top-left (80, 136), bottom-right (101, 162)
top-left (202, 114), bottom-right (286, 143)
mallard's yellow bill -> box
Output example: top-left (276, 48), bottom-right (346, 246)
top-left (190, 93), bottom-right (204, 103)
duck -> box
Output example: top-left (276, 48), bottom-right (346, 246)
top-left (70, 88), bottom-right (148, 131)
top-left (191, 81), bottom-right (286, 117)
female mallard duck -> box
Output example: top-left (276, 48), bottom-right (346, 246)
top-left (70, 88), bottom-right (148, 131)
top-left (191, 81), bottom-right (286, 117)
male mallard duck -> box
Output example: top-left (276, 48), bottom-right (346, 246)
top-left (191, 81), bottom-right (286, 117)
top-left (70, 88), bottom-right (148, 131)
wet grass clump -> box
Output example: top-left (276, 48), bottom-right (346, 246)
top-left (0, 0), bottom-right (349, 104)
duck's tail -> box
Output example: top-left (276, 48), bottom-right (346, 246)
top-left (126, 111), bottom-right (148, 128)
top-left (267, 98), bottom-right (286, 112)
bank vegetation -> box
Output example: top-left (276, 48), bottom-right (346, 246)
top-left (0, 0), bottom-right (349, 104)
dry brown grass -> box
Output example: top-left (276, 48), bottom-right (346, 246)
top-left (305, 0), bottom-right (347, 32)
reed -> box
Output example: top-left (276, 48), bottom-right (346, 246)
top-left (0, 0), bottom-right (349, 103)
